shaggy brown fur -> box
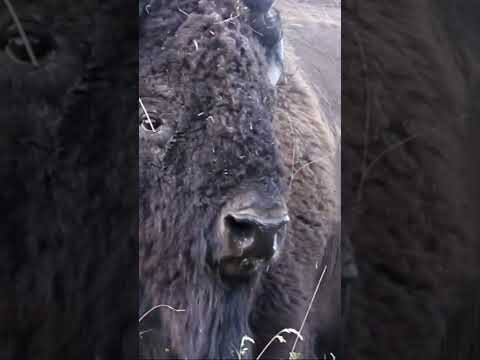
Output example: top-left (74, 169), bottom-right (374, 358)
top-left (255, 41), bottom-right (341, 357)
top-left (343, 1), bottom-right (480, 359)
top-left (139, 1), bottom-right (339, 359)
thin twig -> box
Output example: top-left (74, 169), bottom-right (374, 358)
top-left (289, 158), bottom-right (327, 190)
top-left (356, 134), bottom-right (420, 199)
top-left (351, 29), bottom-right (370, 203)
top-left (177, 7), bottom-right (189, 16)
top-left (139, 329), bottom-right (154, 337)
top-left (245, 23), bottom-right (263, 37)
top-left (256, 328), bottom-right (302, 360)
top-left (176, 0), bottom-right (189, 17)
top-left (139, 304), bottom-right (186, 324)
top-left (287, 115), bottom-right (297, 192)
top-left (291, 265), bottom-right (327, 354)
top-left (215, 14), bottom-right (240, 24)
top-left (3, 0), bottom-right (39, 66)
top-left (139, 97), bottom-right (156, 132)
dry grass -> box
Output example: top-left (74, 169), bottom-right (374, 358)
top-left (139, 97), bottom-right (157, 132)
top-left (139, 304), bottom-right (186, 324)
top-left (138, 304), bottom-right (186, 341)
top-left (231, 266), bottom-right (329, 360)
top-left (138, 266), bottom-right (332, 359)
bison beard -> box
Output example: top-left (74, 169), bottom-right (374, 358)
top-left (142, 270), bottom-right (255, 359)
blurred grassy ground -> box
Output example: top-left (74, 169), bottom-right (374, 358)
top-left (276, 0), bottom-right (340, 133)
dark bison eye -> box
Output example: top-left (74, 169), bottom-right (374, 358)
top-left (139, 111), bottom-right (164, 131)
top-left (139, 99), bottom-right (174, 148)
top-left (139, 98), bottom-right (167, 131)
top-left (139, 112), bottom-right (174, 149)
top-left (3, 25), bottom-right (55, 65)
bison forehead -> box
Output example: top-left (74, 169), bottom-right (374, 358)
top-left (140, 0), bottom-right (272, 100)
top-left (140, 0), bottom-right (279, 178)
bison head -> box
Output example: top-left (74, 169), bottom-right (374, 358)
top-left (139, 0), bottom-right (287, 358)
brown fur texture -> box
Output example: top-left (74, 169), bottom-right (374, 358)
top-left (343, 1), bottom-right (480, 359)
top-left (139, 1), bottom-right (339, 358)
top-left (255, 41), bottom-right (341, 357)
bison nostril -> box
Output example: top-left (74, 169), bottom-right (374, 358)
top-left (218, 210), bottom-right (288, 281)
top-left (223, 213), bottom-right (287, 262)
top-left (224, 215), bottom-right (256, 250)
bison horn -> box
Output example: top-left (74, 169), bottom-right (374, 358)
top-left (243, 0), bottom-right (275, 13)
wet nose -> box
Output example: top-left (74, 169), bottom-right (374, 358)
top-left (224, 213), bottom-right (286, 259)
top-left (219, 208), bottom-right (289, 279)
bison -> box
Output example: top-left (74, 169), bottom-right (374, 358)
top-left (139, 0), bottom-right (340, 359)
top-left (343, 1), bottom-right (480, 359)
top-left (1, 1), bottom-right (137, 359)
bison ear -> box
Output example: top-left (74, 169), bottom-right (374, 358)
top-left (243, 0), bottom-right (275, 13)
